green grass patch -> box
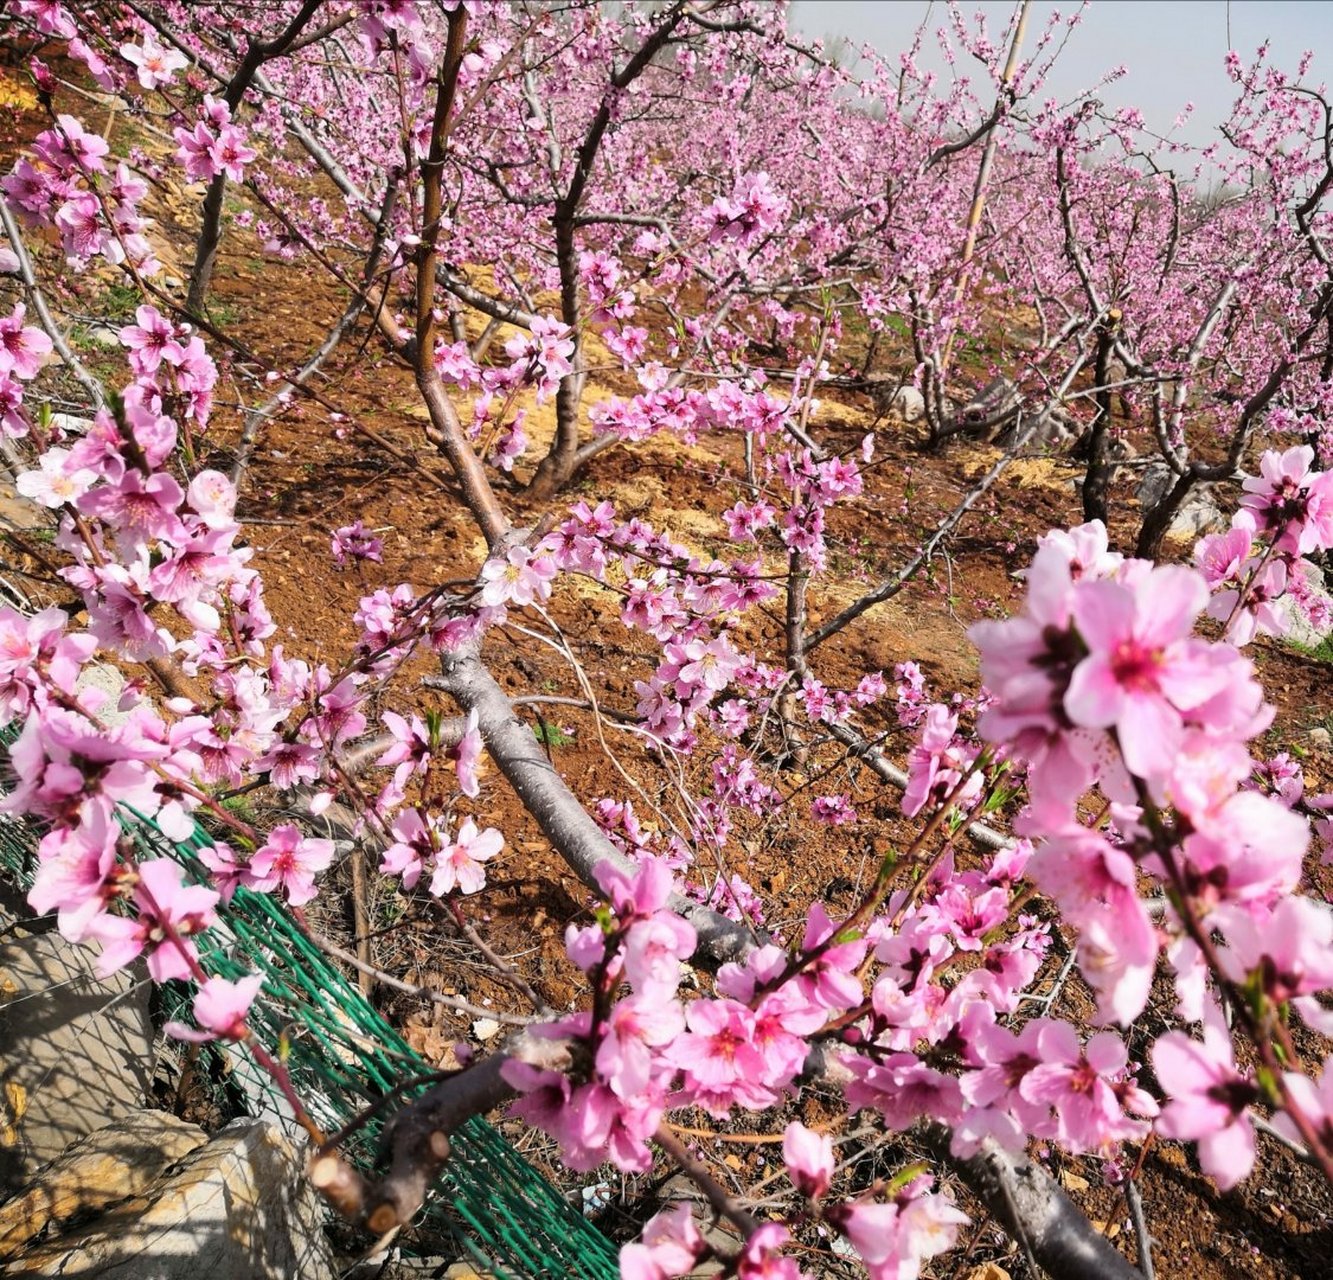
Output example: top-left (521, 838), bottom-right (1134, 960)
top-left (207, 299), bottom-right (244, 326)
top-left (99, 281), bottom-right (142, 322)
top-left (1289, 633), bottom-right (1333, 664)
top-left (532, 720), bottom-right (575, 747)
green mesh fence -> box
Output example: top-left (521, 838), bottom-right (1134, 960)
top-left (0, 772), bottom-right (621, 1280)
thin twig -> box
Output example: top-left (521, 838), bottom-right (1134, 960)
top-left (437, 897), bottom-right (550, 1015)
top-left (304, 927), bottom-right (533, 1026)
top-left (348, 845), bottom-right (374, 999)
top-left (655, 1125), bottom-right (760, 1238)
top-left (228, 294), bottom-right (365, 488)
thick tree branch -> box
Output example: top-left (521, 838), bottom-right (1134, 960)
top-left (432, 641), bottom-right (758, 962)
top-left (310, 1030), bottom-right (576, 1233)
top-left (322, 1023), bottom-right (1149, 1280)
top-left (937, 1134), bottom-right (1146, 1280)
top-left (409, 10), bottom-right (510, 550)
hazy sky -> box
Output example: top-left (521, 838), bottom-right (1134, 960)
top-left (788, 2), bottom-right (1333, 149)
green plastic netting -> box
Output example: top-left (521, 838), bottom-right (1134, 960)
top-left (0, 782), bottom-right (621, 1280)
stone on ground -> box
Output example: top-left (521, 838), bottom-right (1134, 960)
top-left (0, 1109), bottom-right (207, 1258)
top-left (0, 925), bottom-right (155, 1196)
top-left (5, 1116), bottom-right (334, 1278)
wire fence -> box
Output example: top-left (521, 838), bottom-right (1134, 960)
top-left (0, 773), bottom-right (621, 1280)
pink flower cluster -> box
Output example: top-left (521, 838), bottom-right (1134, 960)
top-left (496, 497), bottom-right (785, 751)
top-left (0, 303), bottom-right (53, 438)
top-left (165, 974), bottom-right (264, 1044)
top-left (117, 305), bottom-right (218, 423)
top-left (589, 381), bottom-right (787, 448)
top-left (512, 854), bottom-right (1039, 1278)
top-left (173, 96), bottom-right (257, 184)
top-left (8, 16), bottom-right (1333, 1268)
top-left (431, 309), bottom-right (586, 473)
top-left (331, 520), bottom-right (385, 566)
top-left (805, 1141), bottom-right (967, 1280)
top-left (502, 315), bottom-right (575, 403)
top-left (5, 299), bottom-right (361, 984)
top-left (1196, 445), bottom-right (1333, 644)
top-left (969, 514), bottom-right (1332, 1183)
top-left (4, 116), bottom-right (159, 273)
top-left (901, 703), bottom-right (983, 818)
top-left (505, 858), bottom-right (694, 1173)
top-left (213, 824), bottom-right (335, 907)
top-left (703, 171), bottom-right (789, 249)
top-left (380, 811), bottom-right (502, 897)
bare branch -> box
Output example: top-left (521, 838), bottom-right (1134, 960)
top-left (655, 1125), bottom-right (760, 1237)
top-left (1126, 1177), bottom-right (1156, 1280)
top-left (307, 928), bottom-right (535, 1026)
top-left (805, 421), bottom-right (1035, 653)
top-left (439, 271), bottom-right (541, 331)
top-left (227, 294), bottom-right (362, 488)
top-left (312, 1030), bottom-right (576, 1233)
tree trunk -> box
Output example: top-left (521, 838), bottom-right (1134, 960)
top-left (525, 215), bottom-right (586, 500)
top-left (1081, 329), bottom-right (1115, 525)
top-left (185, 174), bottom-right (228, 314)
top-left (1136, 467), bottom-right (1196, 560)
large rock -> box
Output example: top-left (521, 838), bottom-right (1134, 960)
top-left (0, 926), bottom-right (155, 1195)
top-left (887, 384), bottom-right (925, 423)
top-left (6, 1117), bottom-right (334, 1278)
top-left (0, 1110), bottom-right (207, 1258)
top-left (865, 378), bottom-right (926, 423)
top-left (1136, 462), bottom-right (1228, 543)
top-left (1281, 593), bottom-right (1333, 650)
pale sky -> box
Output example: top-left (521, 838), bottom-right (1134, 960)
top-left (789, 1), bottom-right (1333, 151)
